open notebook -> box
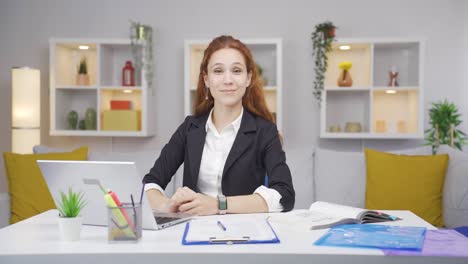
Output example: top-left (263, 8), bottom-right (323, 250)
top-left (269, 201), bottom-right (401, 231)
top-left (306, 201), bottom-right (401, 230)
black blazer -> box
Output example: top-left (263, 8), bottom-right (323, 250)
top-left (143, 110), bottom-right (295, 211)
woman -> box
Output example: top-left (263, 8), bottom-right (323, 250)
top-left (143, 35), bottom-right (294, 215)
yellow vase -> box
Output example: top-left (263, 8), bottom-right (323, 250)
top-left (337, 69), bottom-right (353, 87)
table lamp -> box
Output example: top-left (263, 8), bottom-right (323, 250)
top-left (11, 67), bottom-right (40, 154)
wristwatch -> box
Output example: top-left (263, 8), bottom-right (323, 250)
top-left (217, 194), bottom-right (227, 215)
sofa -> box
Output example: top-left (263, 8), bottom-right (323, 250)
top-left (1, 145), bottom-right (467, 228)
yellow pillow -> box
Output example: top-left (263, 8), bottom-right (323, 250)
top-left (364, 148), bottom-right (448, 227)
top-left (3, 147), bottom-right (88, 224)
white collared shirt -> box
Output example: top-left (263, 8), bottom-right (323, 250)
top-left (145, 108), bottom-right (283, 212)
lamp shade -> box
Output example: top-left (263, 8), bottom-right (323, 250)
top-left (11, 67), bottom-right (40, 154)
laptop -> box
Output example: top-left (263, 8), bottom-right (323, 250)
top-left (37, 160), bottom-right (192, 230)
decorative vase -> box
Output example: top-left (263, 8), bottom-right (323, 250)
top-left (84, 108), bottom-right (96, 130)
top-left (397, 120), bottom-right (407, 133)
top-left (76, 74), bottom-right (90, 86)
top-left (388, 71), bottom-right (399, 87)
top-left (58, 216), bottom-right (83, 241)
top-left (122, 61), bottom-right (135, 86)
top-left (79, 120), bottom-right (86, 130)
top-left (375, 120), bottom-right (387, 133)
top-left (345, 122), bottom-right (362, 132)
top-left (67, 110), bottom-right (79, 130)
top-left (329, 125), bottom-right (342, 133)
top-left (337, 69), bottom-right (353, 87)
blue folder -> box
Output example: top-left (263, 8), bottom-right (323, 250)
top-left (182, 218), bottom-right (280, 245)
top-left (314, 224), bottom-right (426, 251)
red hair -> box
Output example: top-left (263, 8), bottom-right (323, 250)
top-left (193, 35), bottom-right (275, 124)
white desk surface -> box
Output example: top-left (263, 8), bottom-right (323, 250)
top-left (0, 209), bottom-right (466, 264)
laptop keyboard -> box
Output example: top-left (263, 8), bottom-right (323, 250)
top-left (155, 216), bottom-right (181, 225)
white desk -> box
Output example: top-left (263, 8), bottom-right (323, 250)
top-left (0, 210), bottom-right (466, 264)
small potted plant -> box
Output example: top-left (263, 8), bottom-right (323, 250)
top-left (256, 63), bottom-right (268, 86)
top-left (76, 56), bottom-right (90, 86)
top-left (57, 188), bottom-right (86, 241)
top-left (311, 21), bottom-right (337, 103)
top-left (425, 99), bottom-right (468, 154)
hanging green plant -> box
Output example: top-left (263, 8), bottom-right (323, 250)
top-left (311, 21), bottom-right (337, 103)
top-left (130, 20), bottom-right (154, 91)
top-left (424, 99), bottom-right (468, 154)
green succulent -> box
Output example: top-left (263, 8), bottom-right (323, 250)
top-left (424, 99), bottom-right (468, 154)
top-left (57, 188), bottom-right (87, 218)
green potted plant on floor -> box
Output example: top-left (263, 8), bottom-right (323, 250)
top-left (311, 21), bottom-right (337, 103)
top-left (57, 188), bottom-right (87, 241)
top-left (425, 99), bottom-right (468, 154)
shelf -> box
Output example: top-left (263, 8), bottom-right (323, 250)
top-left (50, 38), bottom-right (154, 137)
top-left (50, 130), bottom-right (149, 137)
top-left (100, 43), bottom-right (142, 87)
top-left (373, 42), bottom-right (420, 87)
top-left (325, 43), bottom-right (372, 87)
top-left (246, 43), bottom-right (277, 86)
top-left (264, 90), bottom-right (277, 113)
top-left (325, 87), bottom-right (370, 91)
top-left (325, 90), bottom-right (370, 134)
top-left (373, 86), bottom-right (419, 91)
top-left (372, 90), bottom-right (419, 134)
top-left (54, 89), bottom-right (97, 131)
top-left (100, 89), bottom-right (142, 111)
top-left (56, 86), bottom-right (98, 90)
top-left (320, 39), bottom-right (423, 139)
top-left (54, 42), bottom-right (98, 87)
top-left (321, 132), bottom-right (422, 139)
top-left (99, 86), bottom-right (142, 91)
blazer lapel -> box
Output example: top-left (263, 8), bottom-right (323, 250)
top-left (186, 114), bottom-right (209, 190)
top-left (222, 111), bottom-right (257, 177)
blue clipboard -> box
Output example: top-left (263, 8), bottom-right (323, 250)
top-left (182, 218), bottom-right (280, 245)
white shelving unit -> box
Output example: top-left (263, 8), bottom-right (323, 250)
top-left (49, 38), bottom-right (155, 137)
top-left (184, 38), bottom-right (283, 131)
top-left (320, 38), bottom-right (424, 139)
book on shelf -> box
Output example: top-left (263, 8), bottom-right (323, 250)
top-left (110, 100), bottom-right (132, 110)
top-left (306, 201), bottom-right (401, 230)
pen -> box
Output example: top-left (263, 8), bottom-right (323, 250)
top-left (130, 194), bottom-right (136, 212)
top-left (130, 194), bottom-right (137, 232)
top-left (217, 220), bottom-right (227, 231)
top-left (139, 183), bottom-right (145, 204)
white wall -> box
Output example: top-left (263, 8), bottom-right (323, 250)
top-left (0, 0), bottom-right (467, 193)
top-left (462, 1), bottom-right (468, 136)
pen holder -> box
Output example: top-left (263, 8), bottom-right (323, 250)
top-left (107, 202), bottom-right (142, 243)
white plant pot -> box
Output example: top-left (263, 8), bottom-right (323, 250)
top-left (58, 216), bottom-right (83, 241)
